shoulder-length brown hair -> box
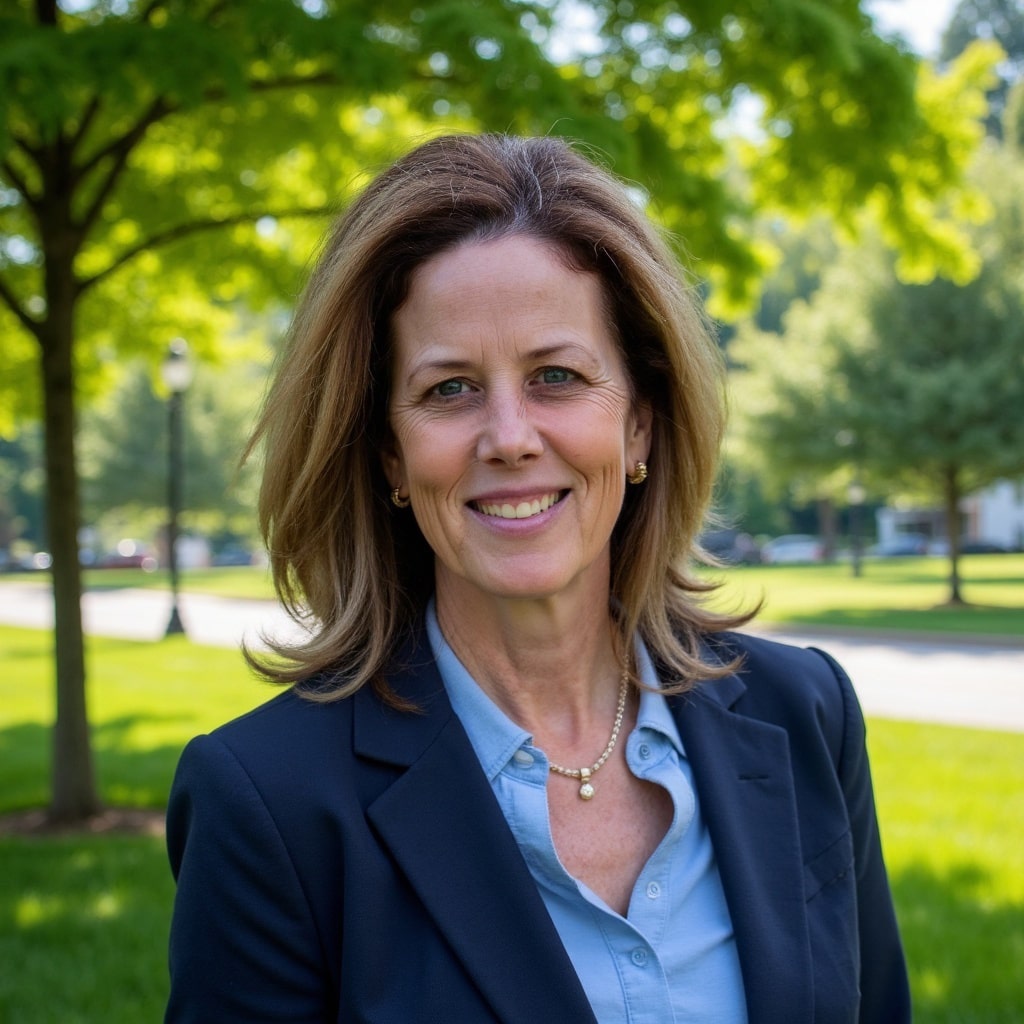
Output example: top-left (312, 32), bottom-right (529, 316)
top-left (247, 133), bottom-right (750, 700)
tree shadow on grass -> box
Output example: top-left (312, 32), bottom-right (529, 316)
top-left (891, 861), bottom-right (1024, 1023)
top-left (0, 830), bottom-right (171, 1023)
top-left (780, 606), bottom-right (1024, 635)
top-left (0, 715), bottom-right (194, 816)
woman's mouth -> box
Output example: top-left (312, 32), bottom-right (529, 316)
top-left (472, 491), bottom-right (565, 520)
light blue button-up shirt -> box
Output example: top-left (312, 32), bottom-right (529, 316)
top-left (426, 604), bottom-right (748, 1023)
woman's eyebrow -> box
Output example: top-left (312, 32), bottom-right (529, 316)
top-left (402, 340), bottom-right (603, 387)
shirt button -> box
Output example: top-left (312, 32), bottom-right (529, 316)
top-left (512, 749), bottom-right (534, 766)
top-left (631, 947), bottom-right (649, 967)
top-left (638, 743), bottom-right (652, 760)
top-left (646, 881), bottom-right (661, 900)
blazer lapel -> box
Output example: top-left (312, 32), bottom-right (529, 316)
top-left (353, 636), bottom-right (596, 1024)
top-left (670, 674), bottom-right (814, 1024)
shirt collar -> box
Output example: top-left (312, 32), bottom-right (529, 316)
top-left (425, 598), bottom-right (686, 779)
top-left (633, 637), bottom-right (686, 758)
top-left (426, 600), bottom-right (530, 781)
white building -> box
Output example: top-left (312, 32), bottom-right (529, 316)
top-left (876, 479), bottom-right (1024, 551)
top-left (964, 480), bottom-right (1024, 550)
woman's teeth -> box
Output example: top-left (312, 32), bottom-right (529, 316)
top-left (476, 492), bottom-right (562, 519)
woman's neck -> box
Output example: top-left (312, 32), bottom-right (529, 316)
top-left (433, 576), bottom-right (624, 742)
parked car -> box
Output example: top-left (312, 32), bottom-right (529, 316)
top-left (697, 529), bottom-right (762, 565)
top-left (961, 539), bottom-right (1012, 554)
top-left (210, 545), bottom-right (255, 567)
top-left (0, 550), bottom-right (52, 572)
top-left (93, 539), bottom-right (158, 571)
top-left (872, 533), bottom-right (930, 557)
top-left (760, 534), bottom-right (824, 564)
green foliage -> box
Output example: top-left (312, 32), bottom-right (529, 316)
top-left (941, 0), bottom-right (1024, 139)
top-left (728, 144), bottom-right (1024, 518)
top-left (0, 429), bottom-right (45, 552)
top-left (1006, 78), bottom-right (1024, 149)
top-left (711, 457), bottom-right (791, 536)
top-left (0, 0), bottom-right (1001, 399)
top-left (77, 355), bottom-right (266, 544)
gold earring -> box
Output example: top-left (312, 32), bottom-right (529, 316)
top-left (390, 487), bottom-right (411, 508)
top-left (627, 461), bottom-right (648, 485)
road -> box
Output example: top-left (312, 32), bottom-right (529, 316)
top-left (1, 581), bottom-right (1021, 733)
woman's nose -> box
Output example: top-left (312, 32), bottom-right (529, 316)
top-left (476, 389), bottom-right (543, 465)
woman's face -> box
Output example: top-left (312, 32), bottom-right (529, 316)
top-left (385, 234), bottom-right (651, 607)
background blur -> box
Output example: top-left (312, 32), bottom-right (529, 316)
top-left (1, 1), bottom-right (1022, 1021)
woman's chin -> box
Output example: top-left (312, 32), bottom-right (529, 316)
top-left (437, 555), bottom-right (607, 607)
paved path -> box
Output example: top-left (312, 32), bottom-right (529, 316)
top-left (1, 582), bottom-right (1021, 733)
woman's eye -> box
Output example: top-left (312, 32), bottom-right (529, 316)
top-left (538, 367), bottom-right (575, 385)
top-left (434, 379), bottom-right (468, 398)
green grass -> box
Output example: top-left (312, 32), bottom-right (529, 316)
top-left (0, 627), bottom-right (267, 1023)
top-left (704, 554), bottom-right (1024, 637)
top-left (0, 835), bottom-right (175, 1024)
top-left (83, 564), bottom-right (276, 600)
top-left (0, 629), bottom-right (270, 811)
top-left (1, 624), bottom-right (1022, 1021)
top-left (869, 720), bottom-right (1024, 1022)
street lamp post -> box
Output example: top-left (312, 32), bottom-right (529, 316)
top-left (161, 338), bottom-right (192, 637)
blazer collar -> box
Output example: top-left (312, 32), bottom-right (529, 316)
top-left (352, 628), bottom-right (597, 1024)
top-left (669, 654), bottom-right (814, 1024)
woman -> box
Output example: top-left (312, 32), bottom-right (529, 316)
top-left (166, 134), bottom-right (910, 1023)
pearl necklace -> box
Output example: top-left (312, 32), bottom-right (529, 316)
top-left (548, 671), bottom-right (629, 801)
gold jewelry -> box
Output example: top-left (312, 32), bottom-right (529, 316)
top-left (627, 461), bottom-right (648, 485)
top-left (390, 487), bottom-right (411, 508)
top-left (548, 671), bottom-right (629, 801)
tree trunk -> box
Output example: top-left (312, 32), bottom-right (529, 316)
top-left (943, 465), bottom-right (965, 606)
top-left (40, 288), bottom-right (100, 823)
top-left (818, 497), bottom-right (837, 561)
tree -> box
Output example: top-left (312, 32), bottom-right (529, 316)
top-left (0, 428), bottom-right (45, 560)
top-left (78, 357), bottom-right (265, 546)
top-left (941, 0), bottom-right (1024, 137)
top-left (0, 0), bottom-right (999, 821)
top-left (730, 145), bottom-right (1024, 603)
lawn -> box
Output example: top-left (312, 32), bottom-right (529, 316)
top-left (6, 553), bottom-right (1021, 638)
top-left (704, 553), bottom-right (1024, 637)
top-left (1, 625), bottom-right (1022, 1021)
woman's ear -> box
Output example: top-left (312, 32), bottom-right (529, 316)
top-left (381, 440), bottom-right (404, 491)
top-left (628, 400), bottom-right (653, 465)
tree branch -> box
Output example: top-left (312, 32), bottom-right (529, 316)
top-left (75, 97), bottom-right (174, 236)
top-left (77, 205), bottom-right (334, 294)
top-left (1, 158), bottom-right (38, 210)
top-left (36, 0), bottom-right (57, 28)
top-left (0, 274), bottom-right (41, 338)
top-left (247, 72), bottom-right (343, 93)
top-left (67, 96), bottom-right (103, 156)
top-left (76, 96), bottom-right (173, 182)
top-left (73, 66), bottom-right (345, 241)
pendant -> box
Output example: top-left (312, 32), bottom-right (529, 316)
top-left (578, 767), bottom-right (595, 801)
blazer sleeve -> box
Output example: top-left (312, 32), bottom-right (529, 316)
top-left (812, 647), bottom-right (911, 1024)
top-left (165, 733), bottom-right (332, 1023)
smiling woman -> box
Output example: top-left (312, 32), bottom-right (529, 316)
top-left (385, 234), bottom-right (651, 608)
top-left (165, 134), bottom-right (910, 1024)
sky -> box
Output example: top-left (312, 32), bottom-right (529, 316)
top-left (866, 0), bottom-right (961, 57)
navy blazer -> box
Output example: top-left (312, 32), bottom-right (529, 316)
top-left (165, 630), bottom-right (910, 1023)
